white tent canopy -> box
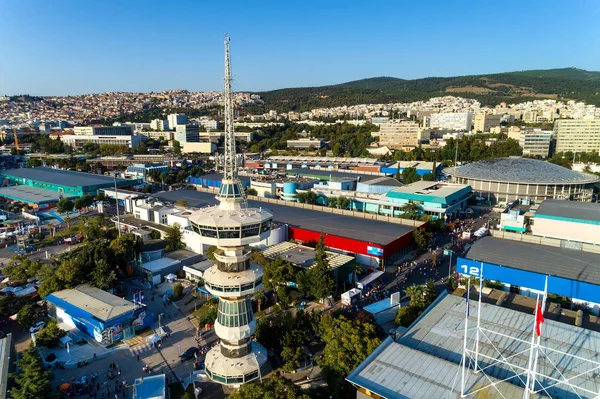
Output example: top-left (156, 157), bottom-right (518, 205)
top-left (164, 273), bottom-right (177, 281)
top-left (357, 270), bottom-right (384, 290)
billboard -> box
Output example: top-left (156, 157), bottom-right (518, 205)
top-left (367, 246), bottom-right (384, 257)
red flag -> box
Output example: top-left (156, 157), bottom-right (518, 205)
top-left (535, 302), bottom-right (545, 336)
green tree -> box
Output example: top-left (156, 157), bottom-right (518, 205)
top-left (401, 167), bottom-right (421, 184)
top-left (422, 172), bottom-right (435, 181)
top-left (17, 304), bottom-right (36, 329)
top-left (400, 203), bottom-right (421, 220)
top-left (37, 276), bottom-right (65, 298)
top-left (91, 258), bottom-right (117, 290)
top-left (318, 314), bottom-right (381, 381)
top-left (165, 223), bottom-right (185, 252)
top-left (229, 374), bottom-right (311, 399)
top-left (425, 279), bottom-right (437, 304)
top-left (309, 234), bottom-right (335, 301)
top-left (173, 140), bottom-right (182, 156)
top-left (405, 285), bottom-right (425, 308)
top-left (26, 159), bottom-right (42, 168)
top-left (34, 319), bottom-right (67, 347)
top-left (246, 187), bottom-right (258, 196)
top-left (56, 198), bottom-right (74, 228)
top-left (10, 345), bottom-right (53, 399)
top-left (413, 228), bottom-right (432, 250)
top-left (206, 245), bottom-right (217, 261)
top-left (173, 282), bottom-right (184, 297)
top-left (175, 199), bottom-right (188, 207)
top-left (253, 291), bottom-right (266, 312)
top-left (332, 142), bottom-right (343, 156)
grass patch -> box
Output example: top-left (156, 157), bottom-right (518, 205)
top-left (191, 299), bottom-right (218, 327)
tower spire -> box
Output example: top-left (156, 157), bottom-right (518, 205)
top-left (216, 35), bottom-right (246, 207)
top-left (223, 34), bottom-right (236, 181)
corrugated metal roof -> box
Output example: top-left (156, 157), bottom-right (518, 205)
top-left (47, 284), bottom-right (136, 322)
top-left (349, 293), bottom-right (600, 398)
top-left (466, 237), bottom-right (600, 286)
top-left (536, 199), bottom-right (600, 223)
top-left (0, 167), bottom-right (130, 187)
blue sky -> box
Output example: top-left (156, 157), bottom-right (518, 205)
top-left (1, 0), bottom-right (599, 96)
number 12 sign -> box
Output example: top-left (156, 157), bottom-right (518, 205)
top-left (458, 263), bottom-right (483, 278)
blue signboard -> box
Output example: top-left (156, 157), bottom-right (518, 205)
top-left (367, 246), bottom-right (384, 257)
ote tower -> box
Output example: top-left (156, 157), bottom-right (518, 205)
top-left (188, 36), bottom-right (271, 387)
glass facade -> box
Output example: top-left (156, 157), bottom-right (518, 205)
top-left (205, 367), bottom-right (261, 385)
top-left (191, 219), bottom-right (272, 239)
top-left (217, 298), bottom-right (254, 328)
top-left (205, 277), bottom-right (262, 294)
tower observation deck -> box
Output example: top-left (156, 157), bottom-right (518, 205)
top-left (188, 36), bottom-right (272, 387)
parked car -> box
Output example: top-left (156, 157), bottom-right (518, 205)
top-left (179, 347), bottom-right (199, 362)
top-left (29, 321), bottom-right (45, 333)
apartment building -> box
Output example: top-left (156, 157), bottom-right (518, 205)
top-left (74, 126), bottom-right (134, 136)
top-left (473, 113), bottom-right (502, 133)
top-left (554, 118), bottom-right (600, 153)
top-left (378, 121), bottom-right (421, 149)
top-left (167, 113), bottom-right (187, 130)
top-left (150, 119), bottom-right (169, 131)
top-left (428, 112), bottom-right (473, 131)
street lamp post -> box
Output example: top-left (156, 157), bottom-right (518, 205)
top-left (158, 313), bottom-right (163, 330)
top-left (447, 249), bottom-right (454, 281)
top-left (114, 174), bottom-right (121, 237)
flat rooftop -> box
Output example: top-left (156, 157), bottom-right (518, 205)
top-left (536, 199), bottom-right (600, 223)
top-left (348, 292), bottom-right (600, 398)
top-left (287, 168), bottom-right (366, 181)
top-left (0, 185), bottom-right (77, 204)
top-left (388, 181), bottom-right (470, 198)
top-left (46, 284), bottom-right (137, 322)
top-left (195, 173), bottom-right (251, 183)
top-left (262, 241), bottom-right (355, 269)
top-left (268, 155), bottom-right (379, 165)
top-left (0, 167), bottom-right (131, 188)
top-left (142, 257), bottom-right (179, 273)
top-left (466, 236), bottom-right (600, 286)
top-left (151, 190), bottom-right (413, 245)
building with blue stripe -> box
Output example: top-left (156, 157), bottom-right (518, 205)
top-left (458, 236), bottom-right (600, 314)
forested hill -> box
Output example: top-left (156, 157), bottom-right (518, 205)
top-left (245, 68), bottom-right (600, 113)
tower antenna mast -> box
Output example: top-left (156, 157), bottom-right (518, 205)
top-left (223, 34), bottom-right (237, 181)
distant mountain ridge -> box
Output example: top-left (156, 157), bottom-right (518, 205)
top-left (247, 68), bottom-right (600, 113)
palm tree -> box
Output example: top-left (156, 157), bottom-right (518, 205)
top-left (405, 285), bottom-right (425, 308)
top-left (254, 291), bottom-right (266, 312)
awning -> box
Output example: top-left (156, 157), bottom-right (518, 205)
top-left (357, 271), bottom-right (384, 290)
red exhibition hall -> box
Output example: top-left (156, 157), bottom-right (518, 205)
top-left (287, 226), bottom-right (414, 260)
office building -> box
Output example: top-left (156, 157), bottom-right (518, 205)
top-left (379, 121), bottom-right (421, 149)
top-left (125, 163), bottom-right (171, 180)
top-left (473, 113), bottom-right (502, 133)
top-left (167, 113), bottom-right (187, 130)
top-left (175, 124), bottom-right (200, 143)
top-left (429, 112), bottom-right (473, 131)
top-left (62, 133), bottom-right (141, 148)
top-left (150, 119), bottom-right (169, 131)
top-left (520, 130), bottom-right (552, 158)
top-left (286, 138), bottom-right (324, 149)
top-left (554, 118), bottom-right (600, 153)
top-left (73, 126), bottom-right (134, 136)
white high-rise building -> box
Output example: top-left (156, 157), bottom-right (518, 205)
top-left (188, 36), bottom-right (270, 387)
top-left (429, 112), bottom-right (473, 131)
top-left (167, 113), bottom-right (187, 130)
top-left (150, 119), bottom-right (168, 131)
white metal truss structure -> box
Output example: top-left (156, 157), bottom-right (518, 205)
top-left (222, 34), bottom-right (237, 182)
top-left (459, 270), bottom-right (600, 399)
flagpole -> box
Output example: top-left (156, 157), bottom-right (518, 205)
top-left (474, 263), bottom-right (484, 373)
top-left (461, 275), bottom-right (470, 397)
top-left (524, 293), bottom-right (540, 399)
top-left (530, 279), bottom-right (547, 393)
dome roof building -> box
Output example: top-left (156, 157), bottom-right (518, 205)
top-left (443, 157), bottom-right (598, 204)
